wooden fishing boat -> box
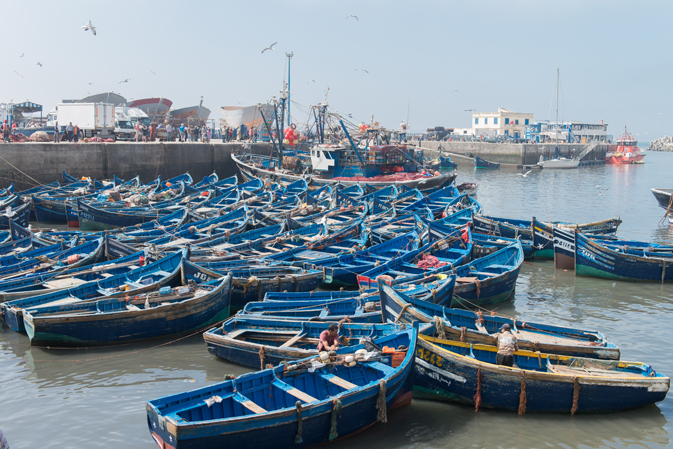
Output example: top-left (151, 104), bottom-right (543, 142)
top-left (23, 272), bottom-right (232, 347)
top-left (77, 199), bottom-right (188, 231)
top-left (204, 317), bottom-right (402, 369)
top-left (182, 260), bottom-right (325, 311)
top-left (651, 188), bottom-right (673, 210)
top-left (474, 156), bottom-right (500, 169)
top-left (304, 232), bottom-right (420, 286)
top-left (473, 214), bottom-right (532, 240)
top-left (531, 216), bottom-right (622, 259)
top-left (238, 296), bottom-right (381, 323)
top-left (412, 334), bottom-right (668, 413)
top-left (0, 249), bottom-right (186, 332)
top-left (575, 232), bottom-right (673, 282)
top-left (233, 152), bottom-right (457, 191)
top-left (379, 283), bottom-right (620, 359)
top-left (146, 326), bottom-right (418, 449)
top-left (0, 236), bottom-right (104, 279)
top-left (452, 241), bottom-right (524, 308)
top-left (0, 202), bottom-right (31, 229)
top-left (471, 232), bottom-right (534, 260)
top-left (0, 250), bottom-right (147, 302)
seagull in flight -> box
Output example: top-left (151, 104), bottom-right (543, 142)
top-left (151, 71), bottom-right (156, 75)
top-left (82, 20), bottom-right (97, 36)
top-left (356, 68), bottom-right (369, 73)
top-left (19, 53), bottom-right (24, 58)
top-left (595, 185), bottom-right (609, 196)
top-left (36, 62), bottom-right (42, 67)
top-left (516, 170), bottom-right (533, 177)
top-left (446, 89), bottom-right (458, 93)
top-left (261, 42), bottom-right (277, 53)
top-left (14, 71), bottom-right (23, 78)
top-left (118, 78), bottom-right (130, 84)
top-left (87, 82), bottom-right (93, 85)
top-left (465, 109), bottom-right (475, 111)
top-left (346, 14), bottom-right (359, 21)
top-left (307, 79), bottom-right (316, 84)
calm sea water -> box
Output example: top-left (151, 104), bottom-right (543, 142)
top-left (2, 151), bottom-right (673, 449)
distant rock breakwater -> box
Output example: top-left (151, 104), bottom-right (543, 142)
top-left (647, 136), bottom-right (673, 152)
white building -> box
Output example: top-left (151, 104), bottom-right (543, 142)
top-left (472, 108), bottom-right (534, 138)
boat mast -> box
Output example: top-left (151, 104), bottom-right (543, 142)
top-left (555, 68), bottom-right (559, 158)
top-left (286, 52), bottom-right (293, 128)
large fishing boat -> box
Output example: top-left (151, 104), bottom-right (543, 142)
top-left (605, 126), bottom-right (645, 164)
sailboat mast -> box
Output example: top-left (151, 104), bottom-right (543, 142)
top-left (555, 67), bottom-right (559, 146)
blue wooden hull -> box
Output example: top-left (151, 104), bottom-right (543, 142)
top-left (413, 336), bottom-right (668, 413)
top-left (452, 242), bottom-right (524, 308)
top-left (147, 328), bottom-right (417, 449)
top-left (24, 274), bottom-right (232, 346)
top-left (575, 232), bottom-right (673, 282)
top-left (474, 156), bottom-right (500, 169)
top-left (77, 199), bottom-right (182, 231)
top-left (0, 202), bottom-right (31, 229)
top-left (33, 196), bottom-right (68, 224)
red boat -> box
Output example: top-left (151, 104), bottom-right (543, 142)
top-left (605, 126), bottom-right (645, 164)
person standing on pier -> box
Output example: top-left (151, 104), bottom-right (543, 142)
top-left (166, 123), bottom-right (172, 142)
top-left (179, 124), bottom-right (185, 142)
top-left (73, 124), bottom-right (79, 142)
top-left (495, 324), bottom-right (518, 367)
top-left (1, 120), bottom-right (9, 143)
top-left (53, 121), bottom-right (59, 143)
top-left (66, 122), bottom-right (74, 142)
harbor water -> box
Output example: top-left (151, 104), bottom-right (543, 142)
top-left (2, 151), bottom-right (673, 448)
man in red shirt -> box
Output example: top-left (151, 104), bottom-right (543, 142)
top-left (317, 323), bottom-right (339, 352)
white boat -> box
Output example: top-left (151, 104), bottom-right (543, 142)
top-left (220, 104), bottom-right (274, 129)
top-left (538, 155), bottom-right (580, 169)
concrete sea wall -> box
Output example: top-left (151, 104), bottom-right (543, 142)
top-left (0, 142), bottom-right (275, 190)
top-left (418, 141), bottom-right (608, 166)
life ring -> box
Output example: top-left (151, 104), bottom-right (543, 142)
top-left (291, 123), bottom-right (297, 130)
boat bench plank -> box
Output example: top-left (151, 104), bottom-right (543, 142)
top-left (365, 361), bottom-right (395, 374)
top-left (280, 331), bottom-right (308, 348)
top-left (233, 393), bottom-right (267, 414)
top-left (456, 276), bottom-right (478, 283)
top-left (272, 379), bottom-right (318, 403)
top-left (319, 373), bottom-right (358, 390)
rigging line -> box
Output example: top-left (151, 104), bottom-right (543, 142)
top-left (0, 154), bottom-right (45, 187)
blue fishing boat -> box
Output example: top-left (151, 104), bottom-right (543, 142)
top-left (77, 199), bottom-right (188, 231)
top-left (413, 334), bottom-right (668, 413)
top-left (0, 202), bottom-right (31, 229)
top-left (23, 272), bottom-right (232, 347)
top-left (452, 241), bottom-right (524, 308)
top-left (182, 260), bottom-right (324, 311)
top-left (575, 232), bottom-right (673, 282)
top-left (238, 296), bottom-right (381, 323)
top-left (146, 326), bottom-right (418, 449)
top-left (474, 156), bottom-right (500, 169)
top-left (532, 216), bottom-right (622, 259)
top-left (204, 317), bottom-right (402, 369)
top-left (378, 283), bottom-right (620, 359)
top-left (472, 232), bottom-right (534, 260)
top-left (473, 214), bottom-right (532, 240)
top-left (304, 232), bottom-right (420, 286)
top-left (0, 249), bottom-right (186, 332)
top-left (0, 250), bottom-right (148, 302)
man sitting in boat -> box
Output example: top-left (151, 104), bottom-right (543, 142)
top-left (496, 324), bottom-right (518, 367)
top-left (318, 323), bottom-right (339, 352)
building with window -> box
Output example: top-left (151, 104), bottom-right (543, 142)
top-left (525, 120), bottom-right (610, 143)
top-left (472, 108), bottom-right (534, 138)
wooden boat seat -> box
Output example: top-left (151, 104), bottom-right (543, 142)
top-left (472, 271), bottom-right (498, 277)
top-left (43, 278), bottom-right (89, 289)
top-left (364, 361), bottom-right (395, 374)
top-left (272, 379), bottom-right (318, 403)
top-left (485, 264), bottom-right (511, 270)
top-left (233, 393), bottom-right (267, 414)
top-left (225, 329), bottom-right (248, 339)
top-left (456, 276), bottom-right (478, 283)
top-left (327, 246), bottom-right (353, 252)
top-left (280, 331), bottom-right (307, 348)
top-left (100, 273), bottom-right (113, 278)
top-left (319, 373), bottom-right (358, 390)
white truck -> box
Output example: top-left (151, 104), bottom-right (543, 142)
top-left (114, 111), bottom-right (136, 141)
top-left (55, 103), bottom-right (115, 139)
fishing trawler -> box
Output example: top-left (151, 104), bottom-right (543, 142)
top-left (605, 126), bottom-right (645, 164)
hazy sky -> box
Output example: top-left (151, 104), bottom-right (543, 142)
top-left (2, 0), bottom-right (671, 139)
